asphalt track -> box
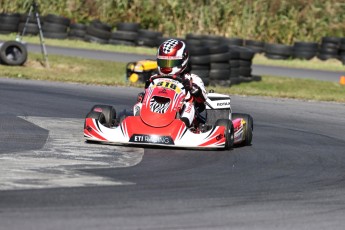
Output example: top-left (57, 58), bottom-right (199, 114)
top-left (25, 43), bottom-right (345, 82)
top-left (1, 78), bottom-right (345, 230)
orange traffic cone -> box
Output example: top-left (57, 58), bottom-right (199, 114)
top-left (340, 76), bottom-right (345, 85)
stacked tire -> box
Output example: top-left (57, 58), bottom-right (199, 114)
top-left (0, 41), bottom-right (27, 66)
top-left (230, 46), bottom-right (255, 81)
top-left (18, 14), bottom-right (40, 35)
top-left (292, 41), bottom-right (318, 60)
top-left (317, 37), bottom-right (340, 61)
top-left (188, 44), bottom-right (210, 86)
top-left (339, 38), bottom-right (345, 65)
top-left (264, 43), bottom-right (293, 60)
top-left (84, 20), bottom-right (112, 44)
top-left (0, 13), bottom-right (20, 34)
top-left (245, 40), bottom-right (265, 53)
top-left (222, 37), bottom-right (244, 47)
top-left (136, 29), bottom-right (163, 47)
top-left (42, 14), bottom-right (70, 39)
top-left (68, 23), bottom-right (87, 40)
top-left (109, 22), bottom-right (140, 46)
top-left (208, 44), bottom-right (232, 87)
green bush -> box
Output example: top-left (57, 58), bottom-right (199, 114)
top-left (1, 0), bottom-right (345, 44)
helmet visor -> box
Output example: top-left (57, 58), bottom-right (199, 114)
top-left (157, 58), bottom-right (183, 68)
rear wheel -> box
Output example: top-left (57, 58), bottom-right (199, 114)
top-left (232, 113), bottom-right (253, 146)
top-left (215, 119), bottom-right (234, 150)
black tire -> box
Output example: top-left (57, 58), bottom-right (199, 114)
top-left (222, 37), bottom-right (244, 46)
top-left (230, 67), bottom-right (240, 78)
top-left (116, 22), bottom-right (140, 32)
top-left (265, 43), bottom-right (293, 56)
top-left (239, 60), bottom-right (252, 67)
top-left (44, 14), bottom-right (71, 26)
top-left (185, 39), bottom-right (202, 46)
top-left (0, 24), bottom-right (18, 33)
top-left (190, 55), bottom-right (210, 65)
top-left (0, 13), bottom-right (20, 25)
top-left (214, 119), bottom-right (234, 150)
top-left (138, 29), bottom-right (163, 38)
top-left (20, 13), bottom-right (42, 23)
top-left (68, 29), bottom-right (86, 38)
top-left (90, 105), bottom-right (116, 127)
top-left (245, 39), bottom-right (265, 47)
top-left (109, 39), bottom-right (136, 46)
top-left (188, 45), bottom-right (210, 56)
top-left (136, 37), bottom-right (158, 47)
top-left (84, 34), bottom-right (109, 44)
top-left (229, 46), bottom-right (255, 60)
top-left (232, 113), bottom-right (253, 146)
top-left (42, 22), bottom-right (68, 33)
top-left (209, 69), bottom-right (230, 80)
top-left (18, 22), bottom-right (39, 35)
top-left (0, 41), bottom-right (28, 66)
top-left (85, 111), bottom-right (106, 124)
top-left (44, 32), bottom-right (68, 39)
top-left (293, 51), bottom-right (317, 60)
top-left (317, 53), bottom-right (338, 61)
top-left (229, 60), bottom-right (240, 68)
top-left (265, 53), bottom-right (290, 60)
top-left (239, 67), bottom-right (252, 77)
top-left (210, 62), bottom-right (231, 69)
top-left (191, 64), bottom-right (209, 70)
top-left (70, 23), bottom-right (87, 30)
top-left (185, 33), bottom-right (204, 40)
top-left (293, 41), bottom-right (319, 51)
top-left (209, 52), bottom-right (231, 62)
top-left (321, 36), bottom-right (340, 45)
top-left (110, 31), bottom-right (138, 41)
top-left (91, 20), bottom-right (112, 32)
top-left (86, 25), bottom-right (111, 40)
top-left (207, 44), bottom-right (229, 54)
top-left (190, 69), bottom-right (209, 78)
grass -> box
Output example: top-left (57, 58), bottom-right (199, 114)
top-left (0, 34), bottom-right (157, 56)
top-left (253, 54), bottom-right (345, 72)
top-left (1, 52), bottom-right (345, 103)
top-left (0, 53), bottom-right (127, 85)
top-left (218, 76), bottom-right (345, 102)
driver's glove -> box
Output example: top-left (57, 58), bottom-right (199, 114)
top-left (191, 84), bottom-right (201, 97)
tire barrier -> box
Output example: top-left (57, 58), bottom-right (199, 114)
top-left (0, 13), bottom-right (20, 34)
top-left (317, 37), bottom-right (340, 61)
top-left (84, 20), bottom-right (111, 44)
top-left (264, 43), bottom-right (293, 60)
top-left (0, 41), bottom-right (28, 66)
top-left (68, 23), bottom-right (86, 40)
top-left (293, 42), bottom-right (318, 60)
top-left (109, 22), bottom-right (140, 46)
top-left (1, 12), bottom-right (344, 83)
top-left (42, 14), bottom-right (70, 40)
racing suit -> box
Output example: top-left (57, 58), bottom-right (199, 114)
top-left (134, 72), bottom-right (207, 128)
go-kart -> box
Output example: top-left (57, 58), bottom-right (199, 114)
top-left (84, 75), bottom-right (253, 149)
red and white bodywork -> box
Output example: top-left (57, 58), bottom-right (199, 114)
top-left (84, 77), bottom-right (251, 149)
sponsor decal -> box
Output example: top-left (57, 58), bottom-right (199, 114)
top-left (216, 134), bottom-right (224, 141)
top-left (129, 134), bottom-right (174, 145)
top-left (217, 101), bottom-right (230, 106)
top-left (93, 107), bottom-right (103, 112)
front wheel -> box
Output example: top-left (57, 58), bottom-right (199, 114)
top-left (88, 104), bottom-right (116, 127)
top-left (215, 119), bottom-right (234, 150)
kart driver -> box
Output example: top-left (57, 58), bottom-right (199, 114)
top-left (135, 39), bottom-right (207, 128)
